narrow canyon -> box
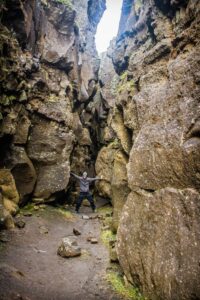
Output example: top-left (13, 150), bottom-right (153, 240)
top-left (0, 0), bottom-right (200, 299)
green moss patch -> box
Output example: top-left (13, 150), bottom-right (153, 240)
top-left (97, 205), bottom-right (113, 216)
top-left (106, 271), bottom-right (146, 300)
top-left (98, 205), bottom-right (113, 228)
top-left (116, 70), bottom-right (136, 95)
top-left (55, 0), bottom-right (73, 9)
top-left (20, 203), bottom-right (35, 213)
top-left (55, 207), bottom-right (75, 220)
top-left (101, 229), bottom-right (116, 248)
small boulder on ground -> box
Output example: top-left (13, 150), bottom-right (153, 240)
top-left (57, 237), bottom-right (81, 258)
top-left (82, 215), bottom-right (90, 220)
top-left (23, 212), bottom-right (32, 217)
top-left (87, 236), bottom-right (98, 244)
top-left (0, 232), bottom-right (11, 243)
top-left (33, 206), bottom-right (40, 211)
top-left (39, 225), bottom-right (49, 234)
top-left (73, 228), bottom-right (81, 236)
top-left (15, 219), bottom-right (26, 229)
top-left (90, 238), bottom-right (98, 244)
top-left (110, 246), bottom-right (118, 262)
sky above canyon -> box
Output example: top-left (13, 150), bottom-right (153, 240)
top-left (95, 0), bottom-right (123, 54)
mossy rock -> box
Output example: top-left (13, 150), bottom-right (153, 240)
top-left (106, 271), bottom-right (147, 300)
top-left (116, 71), bottom-right (136, 95)
top-left (54, 0), bottom-right (73, 9)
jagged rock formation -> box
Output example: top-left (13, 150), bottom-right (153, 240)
top-left (0, 0), bottom-right (105, 212)
top-left (1, 0), bottom-right (200, 299)
top-left (94, 0), bottom-right (200, 299)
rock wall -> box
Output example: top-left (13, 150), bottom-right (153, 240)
top-left (95, 0), bottom-right (200, 299)
top-left (0, 0), bottom-right (105, 206)
top-left (1, 0), bottom-right (200, 298)
top-left (0, 169), bottom-right (19, 229)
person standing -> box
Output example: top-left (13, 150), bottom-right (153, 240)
top-left (70, 171), bottom-right (101, 213)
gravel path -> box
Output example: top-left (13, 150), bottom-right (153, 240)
top-left (0, 204), bottom-right (121, 300)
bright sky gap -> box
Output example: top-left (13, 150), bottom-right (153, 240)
top-left (95, 0), bottom-right (123, 54)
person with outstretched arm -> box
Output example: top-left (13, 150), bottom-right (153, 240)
top-left (70, 171), bottom-right (101, 213)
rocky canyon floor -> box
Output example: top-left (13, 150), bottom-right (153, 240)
top-left (0, 202), bottom-right (122, 300)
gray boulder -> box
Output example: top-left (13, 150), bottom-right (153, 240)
top-left (57, 237), bottom-right (81, 258)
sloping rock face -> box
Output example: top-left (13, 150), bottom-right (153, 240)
top-left (0, 169), bottom-right (19, 229)
top-left (98, 0), bottom-right (200, 299)
top-left (0, 0), bottom-right (105, 203)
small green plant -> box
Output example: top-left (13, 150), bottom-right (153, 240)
top-left (55, 207), bottom-right (75, 220)
top-left (101, 229), bottom-right (116, 248)
top-left (20, 203), bottom-right (35, 213)
top-left (0, 95), bottom-right (16, 106)
top-left (116, 71), bottom-right (136, 94)
top-left (120, 71), bottom-right (128, 81)
top-left (97, 205), bottom-right (113, 216)
top-left (107, 271), bottom-right (146, 300)
top-left (55, 0), bottom-right (73, 9)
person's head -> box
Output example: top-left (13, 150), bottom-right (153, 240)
top-left (82, 171), bottom-right (87, 179)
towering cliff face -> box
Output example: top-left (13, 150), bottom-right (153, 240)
top-left (0, 0), bottom-right (105, 224)
top-left (95, 0), bottom-right (200, 299)
top-left (1, 0), bottom-right (200, 299)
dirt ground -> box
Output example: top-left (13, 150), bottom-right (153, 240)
top-left (0, 202), bottom-right (122, 300)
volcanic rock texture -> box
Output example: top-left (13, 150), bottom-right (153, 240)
top-left (0, 0), bottom-right (106, 214)
top-left (0, 0), bottom-right (200, 299)
top-left (94, 0), bottom-right (200, 299)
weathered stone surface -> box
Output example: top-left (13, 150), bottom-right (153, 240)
top-left (0, 170), bottom-right (19, 215)
top-left (13, 113), bottom-right (31, 145)
top-left (6, 146), bottom-right (36, 203)
top-left (27, 116), bottom-right (73, 199)
top-left (111, 108), bottom-right (132, 155)
top-left (0, 193), bottom-right (15, 230)
top-left (57, 237), bottom-right (81, 258)
top-left (117, 188), bottom-right (200, 300)
top-left (127, 47), bottom-right (200, 192)
top-left (111, 151), bottom-right (130, 232)
top-left (101, 1), bottom-right (200, 299)
top-left (0, 0), bottom-right (106, 203)
top-left (0, 170), bottom-right (19, 229)
top-left (95, 143), bottom-right (118, 199)
top-left (99, 49), bottom-right (119, 108)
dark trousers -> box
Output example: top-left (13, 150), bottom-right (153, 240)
top-left (76, 192), bottom-right (96, 212)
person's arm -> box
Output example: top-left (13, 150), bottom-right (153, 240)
top-left (70, 172), bottom-right (82, 180)
top-left (87, 176), bottom-right (102, 182)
